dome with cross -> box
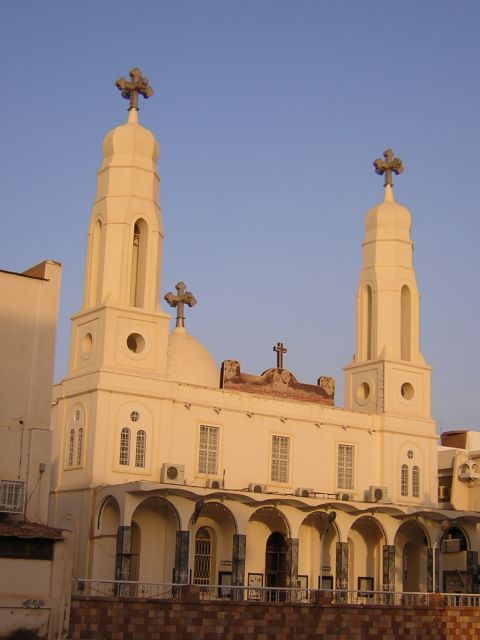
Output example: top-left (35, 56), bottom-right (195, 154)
top-left (167, 327), bottom-right (219, 387)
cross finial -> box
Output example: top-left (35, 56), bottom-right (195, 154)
top-left (373, 149), bottom-right (404, 187)
top-left (115, 67), bottom-right (154, 111)
top-left (164, 282), bottom-right (197, 328)
top-left (273, 342), bottom-right (287, 369)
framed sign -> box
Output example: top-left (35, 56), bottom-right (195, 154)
top-left (318, 575), bottom-right (333, 590)
top-left (358, 576), bottom-right (374, 595)
top-left (218, 571), bottom-right (232, 598)
top-left (248, 573), bottom-right (263, 600)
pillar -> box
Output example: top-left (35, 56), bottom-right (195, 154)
top-left (335, 541), bottom-right (349, 590)
top-left (467, 550), bottom-right (479, 594)
top-left (174, 530), bottom-right (190, 584)
top-left (115, 525), bottom-right (131, 581)
top-left (382, 545), bottom-right (395, 591)
top-left (427, 547), bottom-right (434, 592)
top-left (286, 538), bottom-right (299, 588)
top-left (232, 534), bottom-right (246, 586)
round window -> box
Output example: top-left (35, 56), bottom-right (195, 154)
top-left (81, 332), bottom-right (93, 354)
top-left (126, 333), bottom-right (145, 354)
top-left (130, 411), bottom-right (140, 422)
top-left (401, 382), bottom-right (415, 400)
top-left (357, 382), bottom-right (371, 400)
top-left (407, 450), bottom-right (414, 459)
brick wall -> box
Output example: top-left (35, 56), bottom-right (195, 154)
top-left (69, 594), bottom-right (480, 640)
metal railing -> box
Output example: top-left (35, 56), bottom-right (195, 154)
top-left (72, 580), bottom-right (480, 607)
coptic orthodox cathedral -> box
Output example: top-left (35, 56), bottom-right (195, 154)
top-left (49, 69), bottom-right (480, 596)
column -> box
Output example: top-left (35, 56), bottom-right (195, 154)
top-left (232, 533), bottom-right (246, 601)
top-left (115, 525), bottom-right (131, 581)
top-left (335, 542), bottom-right (349, 590)
top-left (174, 530), bottom-right (190, 584)
top-left (286, 538), bottom-right (299, 588)
top-left (435, 546), bottom-right (440, 593)
top-left (427, 547), bottom-right (433, 593)
top-left (382, 545), bottom-right (395, 591)
top-left (467, 550), bottom-right (479, 594)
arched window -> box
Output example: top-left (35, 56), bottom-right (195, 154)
top-left (401, 285), bottom-right (411, 361)
top-left (135, 430), bottom-right (146, 468)
top-left (265, 532), bottom-right (288, 601)
top-left (129, 219), bottom-right (148, 308)
top-left (365, 285), bottom-right (373, 360)
top-left (193, 527), bottom-right (212, 586)
top-left (401, 464), bottom-right (409, 496)
top-left (68, 429), bottom-right (75, 467)
top-left (412, 465), bottom-right (420, 497)
top-left (88, 218), bottom-right (102, 307)
top-left (76, 427), bottom-right (83, 466)
top-left (119, 427), bottom-right (131, 466)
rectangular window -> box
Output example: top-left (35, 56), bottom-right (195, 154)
top-left (337, 444), bottom-right (355, 490)
top-left (271, 435), bottom-right (290, 483)
top-left (0, 480), bottom-right (25, 514)
top-left (198, 425), bottom-right (219, 475)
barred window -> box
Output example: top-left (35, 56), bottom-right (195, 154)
top-left (119, 427), bottom-right (131, 466)
top-left (76, 428), bottom-right (83, 466)
top-left (271, 435), bottom-right (290, 483)
top-left (412, 465), bottom-right (420, 497)
top-left (135, 430), bottom-right (146, 468)
top-left (401, 464), bottom-right (409, 496)
top-left (337, 444), bottom-right (355, 490)
top-left (198, 425), bottom-right (219, 475)
top-left (193, 527), bottom-right (212, 585)
top-left (67, 429), bottom-right (75, 467)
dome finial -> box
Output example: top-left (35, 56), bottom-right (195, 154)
top-left (165, 282), bottom-right (197, 328)
top-left (373, 149), bottom-right (404, 188)
top-left (115, 67), bottom-right (154, 111)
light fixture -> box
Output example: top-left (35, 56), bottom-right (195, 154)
top-left (341, 425), bottom-right (348, 430)
top-left (280, 417), bottom-right (287, 423)
top-left (314, 422), bottom-right (322, 429)
top-left (246, 411), bottom-right (254, 418)
top-left (213, 407), bottom-right (222, 414)
top-left (184, 402), bottom-right (191, 410)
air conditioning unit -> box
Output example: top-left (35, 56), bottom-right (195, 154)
top-left (160, 463), bottom-right (185, 484)
top-left (206, 478), bottom-right (222, 489)
top-left (295, 487), bottom-right (314, 498)
top-left (248, 482), bottom-right (267, 493)
top-left (339, 492), bottom-right (353, 501)
top-left (0, 480), bottom-right (25, 514)
top-left (438, 485), bottom-right (451, 500)
top-left (366, 485), bottom-right (391, 503)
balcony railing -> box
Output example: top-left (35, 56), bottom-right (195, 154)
top-left (72, 579), bottom-right (480, 607)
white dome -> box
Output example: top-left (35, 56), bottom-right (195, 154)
top-left (167, 327), bottom-right (219, 387)
top-left (101, 110), bottom-right (159, 172)
top-left (364, 185), bottom-right (412, 243)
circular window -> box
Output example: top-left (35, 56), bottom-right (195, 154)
top-left (401, 382), bottom-right (415, 400)
top-left (130, 411), bottom-right (140, 422)
top-left (126, 333), bottom-right (145, 354)
top-left (357, 382), bottom-right (371, 400)
top-left (81, 332), bottom-right (93, 354)
top-left (407, 450), bottom-right (414, 459)
top-left (74, 410), bottom-right (81, 422)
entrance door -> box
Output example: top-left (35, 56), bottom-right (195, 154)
top-left (265, 532), bottom-right (287, 601)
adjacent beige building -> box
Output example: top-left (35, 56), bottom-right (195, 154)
top-left (49, 74), bottom-right (480, 598)
top-left (0, 261), bottom-right (72, 639)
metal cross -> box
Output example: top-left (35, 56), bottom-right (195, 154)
top-left (273, 342), bottom-right (287, 369)
top-left (164, 282), bottom-right (197, 328)
top-left (373, 149), bottom-right (404, 187)
top-left (115, 67), bottom-right (154, 110)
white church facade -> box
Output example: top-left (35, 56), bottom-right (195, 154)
top-left (49, 69), bottom-right (479, 597)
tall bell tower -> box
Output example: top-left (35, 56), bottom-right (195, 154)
top-left (344, 150), bottom-right (432, 419)
top-left (68, 68), bottom-right (170, 378)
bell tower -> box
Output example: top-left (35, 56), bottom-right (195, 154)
top-left (344, 150), bottom-right (432, 418)
top-left (68, 68), bottom-right (170, 378)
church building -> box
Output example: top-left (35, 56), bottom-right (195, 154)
top-left (49, 69), bottom-right (479, 597)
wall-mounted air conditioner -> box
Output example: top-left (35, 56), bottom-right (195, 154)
top-left (0, 480), bottom-right (25, 514)
top-left (295, 487), bottom-right (314, 498)
top-left (248, 482), bottom-right (267, 493)
top-left (339, 492), bottom-right (353, 501)
top-left (160, 463), bottom-right (185, 484)
top-left (438, 485), bottom-right (451, 501)
top-left (365, 485), bottom-right (391, 503)
top-left (206, 478), bottom-right (222, 489)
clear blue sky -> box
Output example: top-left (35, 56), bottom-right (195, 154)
top-left (1, 1), bottom-right (479, 431)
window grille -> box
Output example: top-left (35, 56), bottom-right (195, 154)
top-left (412, 465), bottom-right (420, 497)
top-left (119, 427), bottom-right (131, 466)
top-left (0, 480), bottom-right (25, 513)
top-left (135, 430), bottom-right (146, 467)
top-left (271, 435), bottom-right (290, 483)
top-left (198, 425), bottom-right (219, 475)
top-left (67, 429), bottom-right (75, 467)
top-left (76, 428), bottom-right (83, 466)
top-left (401, 464), bottom-right (409, 496)
top-left (193, 527), bottom-right (212, 586)
top-left (337, 444), bottom-right (355, 490)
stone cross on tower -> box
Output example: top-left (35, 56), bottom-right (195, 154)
top-left (273, 342), bottom-right (287, 369)
top-left (115, 67), bottom-right (154, 110)
top-left (373, 149), bottom-right (404, 187)
top-left (164, 282), bottom-right (197, 328)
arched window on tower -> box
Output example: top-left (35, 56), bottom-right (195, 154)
top-left (401, 464), bottom-right (409, 497)
top-left (119, 427), bottom-right (131, 466)
top-left (362, 285), bottom-right (373, 360)
top-left (129, 219), bottom-right (148, 308)
top-left (135, 430), bottom-right (146, 468)
top-left (76, 428), bottom-right (84, 466)
top-left (68, 429), bottom-right (75, 467)
top-left (401, 285), bottom-right (412, 361)
top-left (87, 219), bottom-right (102, 307)
top-left (412, 465), bottom-right (420, 497)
